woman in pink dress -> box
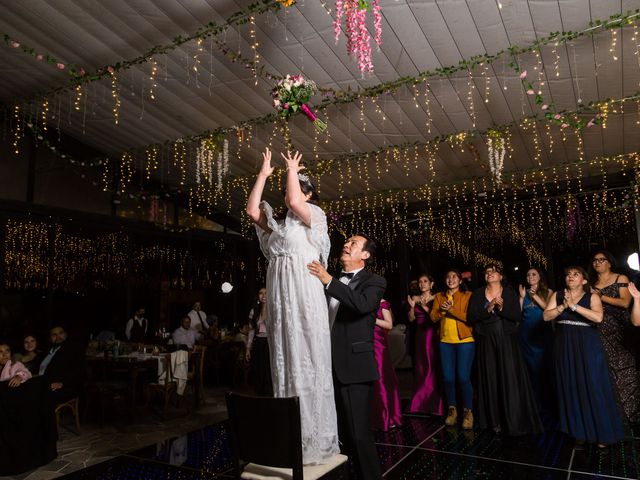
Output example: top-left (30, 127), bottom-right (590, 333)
top-left (407, 274), bottom-right (443, 415)
top-left (0, 343), bottom-right (31, 387)
top-left (371, 299), bottom-right (403, 431)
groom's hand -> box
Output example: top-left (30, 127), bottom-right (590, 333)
top-left (307, 260), bottom-right (332, 285)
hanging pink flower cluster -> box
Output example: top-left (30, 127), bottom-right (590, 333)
top-left (333, 0), bottom-right (382, 75)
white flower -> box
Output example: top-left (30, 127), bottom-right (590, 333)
top-left (284, 83), bottom-right (292, 91)
top-left (273, 99), bottom-right (281, 107)
top-left (293, 80), bottom-right (302, 87)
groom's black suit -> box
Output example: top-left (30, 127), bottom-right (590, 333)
top-left (326, 268), bottom-right (385, 480)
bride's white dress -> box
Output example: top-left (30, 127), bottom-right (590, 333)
top-left (255, 201), bottom-right (339, 464)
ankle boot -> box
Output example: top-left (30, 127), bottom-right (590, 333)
top-left (462, 408), bottom-right (473, 430)
top-left (445, 406), bottom-right (457, 426)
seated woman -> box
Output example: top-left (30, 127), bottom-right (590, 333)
top-left (12, 334), bottom-right (43, 375)
top-left (1, 343), bottom-right (32, 387)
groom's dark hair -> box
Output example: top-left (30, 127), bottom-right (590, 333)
top-left (357, 233), bottom-right (377, 265)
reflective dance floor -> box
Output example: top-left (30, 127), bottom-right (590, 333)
top-left (58, 412), bottom-right (640, 479)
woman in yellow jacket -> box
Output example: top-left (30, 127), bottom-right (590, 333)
top-left (430, 270), bottom-right (474, 429)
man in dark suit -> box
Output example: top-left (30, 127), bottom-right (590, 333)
top-left (308, 234), bottom-right (385, 480)
top-left (39, 325), bottom-right (85, 406)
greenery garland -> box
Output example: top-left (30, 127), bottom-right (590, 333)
top-left (6, 7), bottom-right (637, 115)
top-left (2, 0), bottom-right (282, 104)
top-left (18, 88), bottom-right (640, 209)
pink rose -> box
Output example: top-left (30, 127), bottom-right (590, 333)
top-left (526, 89), bottom-right (534, 95)
top-left (283, 103), bottom-right (289, 109)
top-left (79, 68), bottom-right (86, 76)
top-left (56, 63), bottom-right (65, 70)
top-left (587, 120), bottom-right (595, 128)
top-left (10, 41), bottom-right (20, 48)
top-left (561, 123), bottom-right (569, 128)
top-left (519, 70), bottom-right (527, 79)
top-left (554, 114), bottom-right (562, 120)
top-left (107, 66), bottom-right (114, 74)
top-left (541, 104), bottom-right (548, 110)
top-left (36, 54), bottom-right (43, 61)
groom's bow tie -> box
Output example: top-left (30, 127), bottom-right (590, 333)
top-left (340, 271), bottom-right (355, 279)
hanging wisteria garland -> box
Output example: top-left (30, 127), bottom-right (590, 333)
top-left (217, 138), bottom-right (229, 192)
top-left (334, 0), bottom-right (383, 75)
top-left (486, 130), bottom-right (506, 184)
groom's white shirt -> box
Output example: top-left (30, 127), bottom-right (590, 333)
top-left (327, 267), bottom-right (364, 327)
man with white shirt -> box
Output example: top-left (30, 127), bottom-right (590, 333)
top-left (308, 234), bottom-right (385, 480)
top-left (187, 302), bottom-right (209, 333)
top-left (172, 316), bottom-right (200, 350)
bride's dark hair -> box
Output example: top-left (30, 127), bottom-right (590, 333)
top-left (281, 175), bottom-right (319, 205)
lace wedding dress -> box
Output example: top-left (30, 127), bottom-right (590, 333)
top-left (255, 201), bottom-right (339, 464)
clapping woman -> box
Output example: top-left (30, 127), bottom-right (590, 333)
top-left (518, 268), bottom-right (554, 412)
top-left (544, 266), bottom-right (625, 448)
top-left (407, 274), bottom-right (443, 416)
top-left (430, 270), bottom-right (474, 429)
top-left (590, 250), bottom-right (639, 423)
top-left (468, 264), bottom-right (542, 435)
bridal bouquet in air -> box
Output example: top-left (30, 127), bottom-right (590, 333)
top-left (271, 74), bottom-right (326, 132)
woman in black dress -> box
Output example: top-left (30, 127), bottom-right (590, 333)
top-left (468, 264), bottom-right (542, 436)
top-left (245, 287), bottom-right (273, 396)
top-left (590, 250), bottom-right (639, 423)
top-left (12, 334), bottom-right (43, 375)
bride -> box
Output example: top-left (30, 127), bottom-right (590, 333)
top-left (246, 147), bottom-right (339, 464)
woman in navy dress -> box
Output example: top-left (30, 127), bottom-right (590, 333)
top-left (543, 266), bottom-right (625, 447)
top-left (518, 268), bottom-right (554, 413)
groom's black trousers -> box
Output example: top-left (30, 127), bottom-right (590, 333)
top-left (333, 377), bottom-right (382, 480)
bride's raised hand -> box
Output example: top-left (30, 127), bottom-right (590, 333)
top-left (259, 148), bottom-right (275, 177)
top-left (281, 150), bottom-right (304, 173)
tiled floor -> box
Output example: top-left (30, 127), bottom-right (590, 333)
top-left (37, 411), bottom-right (639, 479)
top-left (5, 373), bottom-right (640, 479)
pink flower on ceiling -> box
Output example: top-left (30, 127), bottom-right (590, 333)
top-left (554, 114), bottom-right (562, 120)
top-left (541, 104), bottom-right (548, 110)
top-left (107, 66), bottom-right (114, 74)
top-left (561, 123), bottom-right (569, 128)
top-left (10, 41), bottom-right (20, 48)
top-left (36, 54), bottom-right (43, 61)
top-left (56, 63), bottom-right (65, 70)
top-left (526, 89), bottom-right (534, 95)
top-left (79, 68), bottom-right (86, 76)
top-left (519, 70), bottom-right (527, 79)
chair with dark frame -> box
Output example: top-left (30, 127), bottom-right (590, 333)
top-left (225, 392), bottom-right (348, 480)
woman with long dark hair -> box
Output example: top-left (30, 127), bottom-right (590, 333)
top-left (468, 264), bottom-right (542, 435)
top-left (12, 334), bottom-right (43, 375)
top-left (430, 270), bottom-right (474, 429)
top-left (246, 287), bottom-right (273, 396)
top-left (407, 273), bottom-right (443, 415)
top-left (544, 266), bottom-right (625, 448)
top-left (590, 250), bottom-right (639, 423)
top-left (371, 299), bottom-right (402, 431)
top-left (518, 268), bottom-right (554, 412)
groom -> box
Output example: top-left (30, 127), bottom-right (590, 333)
top-left (308, 234), bottom-right (385, 480)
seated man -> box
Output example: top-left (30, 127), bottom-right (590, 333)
top-left (172, 316), bottom-right (200, 350)
top-left (39, 325), bottom-right (85, 405)
top-left (0, 343), bottom-right (31, 387)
